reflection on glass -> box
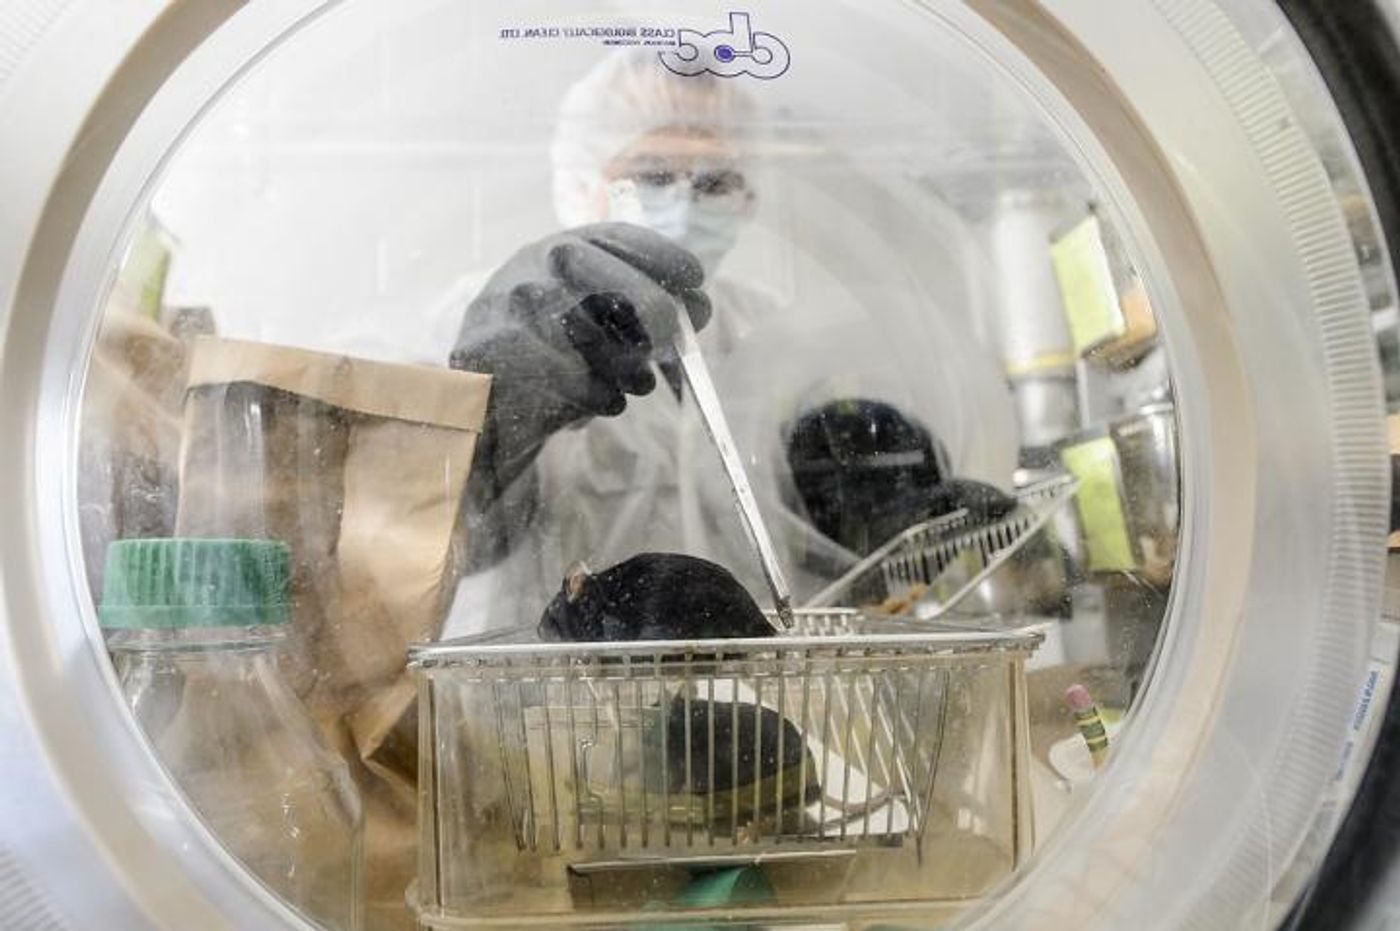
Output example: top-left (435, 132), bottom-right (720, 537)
top-left (77, 2), bottom-right (1179, 929)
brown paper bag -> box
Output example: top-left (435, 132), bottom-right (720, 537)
top-left (174, 337), bottom-right (490, 931)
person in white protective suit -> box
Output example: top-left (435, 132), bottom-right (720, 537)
top-left (444, 49), bottom-right (1018, 636)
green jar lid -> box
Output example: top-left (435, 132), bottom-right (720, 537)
top-left (99, 538), bottom-right (291, 630)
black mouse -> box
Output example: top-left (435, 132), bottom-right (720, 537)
top-left (928, 477), bottom-right (1019, 524)
top-left (537, 553), bottom-right (774, 643)
top-left (646, 697), bottom-right (821, 829)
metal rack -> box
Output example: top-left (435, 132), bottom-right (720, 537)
top-left (804, 475), bottom-right (1078, 616)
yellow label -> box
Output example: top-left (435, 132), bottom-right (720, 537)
top-left (1051, 215), bottom-right (1124, 354)
top-left (1060, 436), bottom-right (1136, 572)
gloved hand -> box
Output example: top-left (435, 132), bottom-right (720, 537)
top-left (451, 223), bottom-right (711, 504)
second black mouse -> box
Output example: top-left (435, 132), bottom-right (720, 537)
top-left (537, 552), bottom-right (774, 643)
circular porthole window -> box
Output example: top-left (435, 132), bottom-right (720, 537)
top-left (0, 1), bottom-right (1392, 929)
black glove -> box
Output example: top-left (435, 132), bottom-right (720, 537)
top-left (786, 398), bottom-right (946, 555)
top-left (451, 223), bottom-right (711, 504)
top-left (784, 397), bottom-right (1020, 556)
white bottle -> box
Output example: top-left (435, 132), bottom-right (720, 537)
top-left (102, 538), bottom-right (364, 930)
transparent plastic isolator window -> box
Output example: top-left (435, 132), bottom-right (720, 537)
top-left (76, 2), bottom-right (1182, 928)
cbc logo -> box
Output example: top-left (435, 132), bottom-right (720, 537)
top-left (659, 12), bottom-right (791, 80)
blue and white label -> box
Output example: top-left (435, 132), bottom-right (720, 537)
top-left (659, 13), bottom-right (791, 80)
top-left (497, 24), bottom-right (677, 47)
top-left (497, 11), bottom-right (790, 80)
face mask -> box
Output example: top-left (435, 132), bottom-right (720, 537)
top-left (609, 179), bottom-right (748, 272)
top-left (673, 197), bottom-right (746, 272)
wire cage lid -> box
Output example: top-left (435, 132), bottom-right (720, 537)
top-left (408, 609), bottom-right (1043, 671)
top-left (804, 474), bottom-right (1080, 615)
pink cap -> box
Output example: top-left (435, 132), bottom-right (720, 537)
top-left (1065, 684), bottom-right (1096, 713)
